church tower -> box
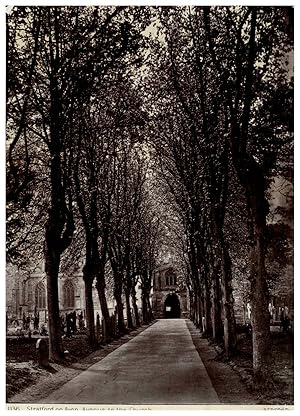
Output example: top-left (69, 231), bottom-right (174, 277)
top-left (151, 264), bottom-right (189, 319)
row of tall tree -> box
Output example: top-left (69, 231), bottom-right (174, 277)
top-left (145, 6), bottom-right (293, 382)
top-left (6, 6), bottom-right (162, 360)
top-left (6, 6), bottom-right (293, 385)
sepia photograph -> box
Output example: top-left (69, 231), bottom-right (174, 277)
top-left (5, 2), bottom-right (294, 409)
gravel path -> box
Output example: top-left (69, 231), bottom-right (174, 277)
top-left (41, 319), bottom-right (219, 405)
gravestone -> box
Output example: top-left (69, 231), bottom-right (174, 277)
top-left (110, 314), bottom-right (116, 338)
top-left (29, 320), bottom-right (34, 332)
top-left (36, 338), bottom-right (49, 367)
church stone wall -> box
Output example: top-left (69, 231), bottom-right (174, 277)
top-left (151, 265), bottom-right (189, 319)
top-left (7, 265), bottom-right (142, 324)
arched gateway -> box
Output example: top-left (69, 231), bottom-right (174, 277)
top-left (151, 264), bottom-right (189, 319)
top-left (164, 293), bottom-right (181, 318)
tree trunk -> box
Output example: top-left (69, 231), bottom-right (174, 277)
top-left (142, 293), bottom-right (149, 324)
top-left (193, 293), bottom-right (198, 325)
top-left (203, 277), bottom-right (212, 336)
top-left (232, 152), bottom-right (272, 380)
top-left (45, 80), bottom-right (70, 362)
top-left (192, 273), bottom-right (202, 329)
top-left (250, 230), bottom-right (272, 380)
top-left (216, 273), bottom-right (223, 340)
top-left (44, 246), bottom-right (64, 362)
top-left (197, 292), bottom-right (202, 329)
top-left (219, 238), bottom-right (237, 355)
top-left (114, 276), bottom-right (126, 334)
top-left (211, 218), bottom-right (236, 354)
top-left (248, 187), bottom-right (272, 380)
top-left (146, 295), bottom-right (154, 321)
top-left (211, 274), bottom-right (223, 343)
top-left (96, 275), bottom-right (112, 340)
top-left (83, 266), bottom-right (96, 348)
top-left (200, 289), bottom-right (206, 332)
top-left (131, 286), bottom-right (140, 327)
top-left (210, 282), bottom-right (217, 340)
top-left (125, 289), bottom-right (134, 329)
top-left (189, 289), bottom-right (195, 322)
top-left (194, 290), bottom-right (201, 328)
top-left (228, 6), bottom-right (272, 380)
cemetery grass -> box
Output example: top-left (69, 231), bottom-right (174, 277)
top-left (6, 334), bottom-right (93, 399)
top-left (216, 331), bottom-right (293, 405)
top-left (6, 324), bottom-right (153, 402)
top-left (187, 320), bottom-right (294, 406)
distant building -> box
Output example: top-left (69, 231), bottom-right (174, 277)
top-left (151, 264), bottom-right (189, 319)
top-left (6, 263), bottom-right (142, 325)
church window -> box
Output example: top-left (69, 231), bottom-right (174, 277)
top-left (22, 280), bottom-right (26, 305)
top-left (35, 282), bottom-right (46, 309)
top-left (165, 269), bottom-right (177, 287)
top-left (27, 280), bottom-right (33, 302)
top-left (64, 280), bottom-right (75, 309)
